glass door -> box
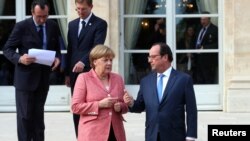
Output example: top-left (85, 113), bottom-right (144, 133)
top-left (120, 0), bottom-right (223, 110)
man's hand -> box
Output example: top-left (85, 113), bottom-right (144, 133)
top-left (65, 76), bottom-right (70, 87)
top-left (123, 90), bottom-right (134, 107)
top-left (19, 54), bottom-right (36, 65)
top-left (52, 57), bottom-right (60, 71)
top-left (72, 61), bottom-right (85, 73)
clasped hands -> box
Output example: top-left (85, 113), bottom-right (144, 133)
top-left (99, 97), bottom-right (122, 112)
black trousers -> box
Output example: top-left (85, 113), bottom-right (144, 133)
top-left (70, 72), bottom-right (80, 138)
top-left (73, 113), bottom-right (80, 137)
top-left (16, 89), bottom-right (48, 141)
top-left (108, 124), bottom-right (117, 141)
top-left (157, 132), bottom-right (161, 141)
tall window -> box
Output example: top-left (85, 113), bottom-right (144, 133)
top-left (122, 0), bottom-right (167, 84)
top-left (121, 0), bottom-right (222, 109)
top-left (175, 0), bottom-right (219, 85)
top-left (121, 0), bottom-right (220, 85)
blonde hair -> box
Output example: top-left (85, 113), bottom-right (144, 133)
top-left (89, 45), bottom-right (115, 68)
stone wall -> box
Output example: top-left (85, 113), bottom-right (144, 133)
top-left (225, 0), bottom-right (250, 112)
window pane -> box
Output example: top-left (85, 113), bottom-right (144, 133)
top-left (0, 55), bottom-right (14, 86)
top-left (0, 20), bottom-right (16, 50)
top-left (26, 0), bottom-right (67, 15)
top-left (0, 0), bottom-right (15, 16)
top-left (176, 18), bottom-right (199, 50)
top-left (176, 17), bottom-right (218, 50)
top-left (124, 18), bottom-right (166, 50)
top-left (176, 53), bottom-right (195, 78)
top-left (0, 20), bottom-right (16, 86)
top-left (176, 0), bottom-right (198, 14)
top-left (0, 20), bottom-right (14, 85)
top-left (48, 19), bottom-right (67, 85)
top-left (124, 53), bottom-right (151, 84)
top-left (176, 0), bottom-right (218, 14)
top-left (176, 53), bottom-right (218, 84)
top-left (125, 0), bottom-right (166, 15)
top-left (50, 18), bottom-right (67, 45)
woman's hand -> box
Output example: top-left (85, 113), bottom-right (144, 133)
top-left (98, 97), bottom-right (117, 108)
top-left (114, 102), bottom-right (121, 112)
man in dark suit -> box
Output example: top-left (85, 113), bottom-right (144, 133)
top-left (3, 1), bottom-right (61, 141)
top-left (194, 11), bottom-right (218, 84)
top-left (65, 0), bottom-right (107, 137)
top-left (124, 42), bottom-right (197, 141)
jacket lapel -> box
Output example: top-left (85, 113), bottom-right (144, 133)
top-left (90, 69), bottom-right (111, 93)
top-left (28, 18), bottom-right (41, 42)
top-left (160, 69), bottom-right (177, 105)
top-left (150, 72), bottom-right (160, 104)
top-left (74, 18), bottom-right (80, 38)
top-left (45, 22), bottom-right (50, 48)
top-left (78, 15), bottom-right (96, 42)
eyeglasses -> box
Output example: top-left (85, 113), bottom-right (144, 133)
top-left (148, 55), bottom-right (161, 60)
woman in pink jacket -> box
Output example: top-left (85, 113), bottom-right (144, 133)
top-left (71, 44), bottom-right (128, 141)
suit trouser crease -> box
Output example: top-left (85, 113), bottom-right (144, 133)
top-left (16, 89), bottom-right (48, 141)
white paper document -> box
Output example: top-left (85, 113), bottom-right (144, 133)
top-left (28, 49), bottom-right (56, 66)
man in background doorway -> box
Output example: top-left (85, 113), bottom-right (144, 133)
top-left (194, 11), bottom-right (218, 84)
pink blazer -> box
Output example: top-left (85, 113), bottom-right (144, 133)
top-left (71, 69), bottom-right (128, 141)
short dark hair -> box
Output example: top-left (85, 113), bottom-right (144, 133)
top-left (31, 0), bottom-right (50, 11)
top-left (201, 11), bottom-right (210, 14)
top-left (75, 0), bottom-right (93, 6)
top-left (201, 11), bottom-right (211, 20)
top-left (153, 42), bottom-right (173, 62)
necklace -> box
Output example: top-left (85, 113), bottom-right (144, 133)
top-left (99, 75), bottom-right (108, 80)
top-left (100, 77), bottom-right (107, 80)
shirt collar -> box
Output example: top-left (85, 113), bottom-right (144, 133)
top-left (80, 12), bottom-right (92, 25)
top-left (203, 23), bottom-right (211, 30)
top-left (33, 17), bottom-right (45, 27)
top-left (158, 67), bottom-right (172, 77)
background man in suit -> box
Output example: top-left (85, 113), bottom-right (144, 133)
top-left (3, 0), bottom-right (61, 141)
top-left (124, 42), bottom-right (197, 141)
top-left (65, 0), bottom-right (108, 137)
top-left (194, 11), bottom-right (218, 84)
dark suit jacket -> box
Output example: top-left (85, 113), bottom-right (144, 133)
top-left (65, 14), bottom-right (107, 77)
top-left (196, 23), bottom-right (218, 49)
top-left (194, 23), bottom-right (218, 83)
top-left (130, 68), bottom-right (197, 141)
top-left (3, 17), bottom-right (61, 91)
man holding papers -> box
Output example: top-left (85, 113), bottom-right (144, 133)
top-left (3, 0), bottom-right (61, 141)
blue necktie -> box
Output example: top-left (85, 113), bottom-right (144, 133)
top-left (157, 74), bottom-right (164, 102)
top-left (38, 25), bottom-right (46, 49)
top-left (38, 25), bottom-right (44, 48)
